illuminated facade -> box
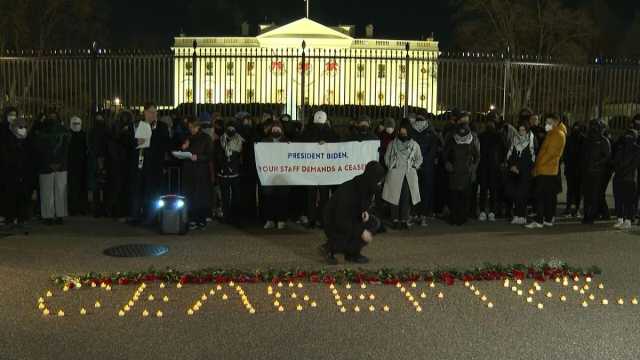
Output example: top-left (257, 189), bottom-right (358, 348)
top-left (173, 18), bottom-right (439, 119)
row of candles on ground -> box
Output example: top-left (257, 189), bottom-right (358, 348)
top-left (40, 275), bottom-right (639, 316)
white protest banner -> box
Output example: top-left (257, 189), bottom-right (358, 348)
top-left (255, 141), bottom-right (380, 186)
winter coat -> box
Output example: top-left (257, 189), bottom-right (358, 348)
top-left (533, 125), bottom-right (566, 177)
top-left (444, 135), bottom-right (480, 191)
top-left (378, 131), bottom-right (395, 167)
top-left (505, 141), bottom-right (535, 201)
top-left (582, 132), bottom-right (611, 175)
top-left (214, 134), bottom-right (243, 178)
top-left (613, 135), bottom-right (640, 182)
top-left (324, 163), bottom-right (385, 254)
top-left (478, 128), bottom-right (507, 186)
top-left (298, 123), bottom-right (339, 143)
top-left (33, 121), bottom-right (71, 174)
top-left (0, 130), bottom-right (34, 193)
top-left (182, 131), bottom-right (214, 210)
top-left (565, 130), bottom-right (586, 178)
top-left (382, 138), bottom-right (423, 205)
top-left (348, 128), bottom-right (379, 142)
top-left (408, 123), bottom-right (442, 171)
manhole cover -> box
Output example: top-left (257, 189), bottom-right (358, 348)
top-left (103, 244), bottom-right (169, 258)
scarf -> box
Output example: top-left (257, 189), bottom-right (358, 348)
top-left (507, 132), bottom-right (535, 161)
top-left (454, 132), bottom-right (473, 145)
top-left (220, 133), bottom-right (244, 157)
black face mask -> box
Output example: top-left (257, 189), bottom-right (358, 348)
top-left (226, 129), bottom-right (236, 137)
top-left (214, 128), bottom-right (224, 136)
top-left (399, 135), bottom-right (410, 142)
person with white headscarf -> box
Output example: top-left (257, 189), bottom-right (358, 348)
top-left (0, 113), bottom-right (34, 226)
top-left (214, 119), bottom-right (245, 224)
top-left (505, 122), bottom-right (536, 225)
top-left (68, 116), bottom-right (88, 215)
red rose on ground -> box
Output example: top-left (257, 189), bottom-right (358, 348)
top-left (68, 282), bottom-right (75, 289)
top-left (179, 275), bottom-right (190, 284)
top-left (462, 274), bottom-right (473, 282)
top-left (118, 278), bottom-right (129, 285)
top-left (512, 270), bottom-right (525, 280)
top-left (310, 275), bottom-right (320, 283)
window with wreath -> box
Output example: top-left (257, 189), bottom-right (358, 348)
top-left (246, 62), bottom-right (255, 76)
top-left (185, 62), bottom-right (193, 77)
top-left (377, 64), bottom-right (387, 79)
top-left (356, 63), bottom-right (366, 78)
top-left (271, 60), bottom-right (284, 76)
top-left (398, 64), bottom-right (406, 79)
top-left (205, 62), bottom-right (213, 76)
top-left (356, 91), bottom-right (365, 104)
top-left (185, 89), bottom-right (193, 102)
top-left (226, 62), bottom-right (235, 76)
top-left (205, 89), bottom-right (213, 103)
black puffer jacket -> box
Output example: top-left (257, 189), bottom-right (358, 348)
top-left (408, 120), bottom-right (442, 170)
top-left (298, 123), bottom-right (339, 143)
top-left (582, 121), bottom-right (611, 175)
top-left (33, 120), bottom-right (71, 174)
top-left (613, 130), bottom-right (640, 182)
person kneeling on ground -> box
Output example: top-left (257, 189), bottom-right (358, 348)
top-left (321, 161), bottom-right (386, 264)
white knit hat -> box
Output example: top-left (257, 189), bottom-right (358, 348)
top-left (313, 111), bottom-right (327, 124)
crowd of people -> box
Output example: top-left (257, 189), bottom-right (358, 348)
top-left (2, 102), bottom-right (640, 235)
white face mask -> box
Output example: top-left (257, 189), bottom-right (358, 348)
top-left (16, 128), bottom-right (27, 138)
top-left (71, 123), bottom-right (82, 132)
top-left (545, 124), bottom-right (553, 132)
top-left (385, 128), bottom-right (394, 135)
top-left (7, 115), bottom-right (17, 124)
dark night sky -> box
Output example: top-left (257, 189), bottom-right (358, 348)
top-left (108, 0), bottom-right (640, 48)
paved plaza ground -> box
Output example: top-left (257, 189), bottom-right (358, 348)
top-left (2, 215), bottom-right (640, 360)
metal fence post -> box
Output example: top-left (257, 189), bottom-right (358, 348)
top-left (502, 47), bottom-right (510, 121)
top-left (192, 40), bottom-right (198, 118)
top-left (300, 40), bottom-right (306, 123)
top-left (91, 41), bottom-right (98, 118)
top-left (403, 42), bottom-right (410, 118)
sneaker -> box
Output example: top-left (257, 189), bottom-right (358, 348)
top-left (189, 222), bottom-right (199, 231)
top-left (299, 216), bottom-right (309, 226)
top-left (264, 221), bottom-right (276, 230)
top-left (511, 217), bottom-right (522, 225)
top-left (420, 217), bottom-right (429, 227)
top-left (277, 221), bottom-right (287, 230)
top-left (543, 221), bottom-right (554, 227)
top-left (488, 213), bottom-right (496, 222)
top-left (319, 244), bottom-right (338, 265)
top-left (478, 212), bottom-right (487, 222)
top-left (345, 254), bottom-right (370, 264)
top-left (525, 222), bottom-right (543, 229)
top-left (614, 219), bottom-right (624, 228)
top-left (621, 220), bottom-right (632, 230)
top-left (197, 222), bottom-right (207, 230)
top-left (206, 217), bottom-right (213, 223)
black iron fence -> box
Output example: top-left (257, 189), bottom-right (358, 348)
top-left (1, 42), bottom-right (639, 128)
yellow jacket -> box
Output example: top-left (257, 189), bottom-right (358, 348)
top-left (533, 123), bottom-right (567, 176)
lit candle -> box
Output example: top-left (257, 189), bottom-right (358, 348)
top-left (359, 294), bottom-right (365, 300)
top-left (420, 293), bottom-right (426, 299)
top-left (148, 295), bottom-right (154, 301)
top-left (579, 289), bottom-right (585, 295)
top-left (470, 285), bottom-right (475, 291)
top-left (201, 294), bottom-right (207, 301)
top-left (63, 285), bottom-right (69, 292)
top-left (209, 289), bottom-right (215, 295)
top-left (517, 290), bottom-right (523, 296)
top-left (46, 291), bottom-right (53, 297)
top-left (91, 282), bottom-right (97, 288)
top-left (291, 293), bottom-right (297, 299)
top-left (369, 305), bottom-right (375, 312)
top-left (273, 300), bottom-right (280, 307)
top-left (176, 283), bottom-right (182, 289)
top-left (346, 283), bottom-right (351, 289)
top-left (296, 304), bottom-right (303, 311)
top-left (560, 295), bottom-right (567, 302)
top-left (331, 289), bottom-right (338, 295)
top-left (411, 282), bottom-right (417, 288)
top-left (128, 300), bottom-right (134, 306)
top-left (361, 283), bottom-right (367, 289)
top-left (216, 285), bottom-right (222, 290)
top-left (278, 282), bottom-right (284, 288)
top-left (395, 283), bottom-right (401, 288)
top-left (43, 309), bottom-right (50, 316)
top-left (229, 281), bottom-right (235, 287)
top-left (528, 289), bottom-right (535, 295)
top-left (142, 309), bottom-right (149, 317)
top-left (632, 298), bottom-right (638, 305)
top-left (106, 285), bottom-right (111, 291)
top-left (38, 303), bottom-right (45, 310)
top-left (133, 295), bottom-right (139, 301)
top-left (297, 283), bottom-right (303, 289)
top-left (57, 310), bottom-right (65, 317)
top-left (537, 303), bottom-right (544, 310)
top-left (487, 302), bottom-right (494, 308)
top-left (408, 296), bottom-right (415, 302)
top-left (37, 297), bottom-right (44, 304)
top-left (429, 282), bottom-right (435, 288)
top-left (336, 301), bottom-right (343, 306)
top-left (275, 292), bottom-right (281, 298)
top-left (100, 282), bottom-right (106, 288)
top-left (474, 290), bottom-right (481, 296)
top-left (124, 305), bottom-right (130, 312)
top-left (573, 276), bottom-right (579, 282)
top-left (572, 285), bottom-right (579, 291)
top-left (437, 292), bottom-right (444, 299)
top-left (80, 308), bottom-right (86, 315)
top-left (400, 287), bottom-right (406, 293)
top-left (156, 310), bottom-right (163, 317)
top-left (526, 297), bottom-right (533, 303)
top-left (249, 308), bottom-right (256, 314)
top-left (588, 294), bottom-right (595, 301)
top-left (481, 295), bottom-right (487, 302)
top-left (511, 286), bottom-right (517, 292)
top-left (222, 294), bottom-right (228, 300)
top-left (546, 292), bottom-right (553, 298)
top-left (94, 301), bottom-right (101, 308)
top-left (582, 301), bottom-right (588, 308)
top-left (416, 306), bottom-right (422, 312)
top-left (555, 277), bottom-right (561, 283)
top-left (354, 306), bottom-right (360, 312)
top-left (583, 284), bottom-right (590, 290)
top-left (346, 295), bottom-right (353, 300)
top-left (413, 301), bottom-right (419, 307)
top-left (369, 294), bottom-right (376, 300)
top-left (598, 283), bottom-right (604, 289)
top-left (465, 282), bottom-right (470, 287)
top-left (311, 302), bottom-right (317, 307)
top-left (602, 299), bottom-right (609, 305)
top-left (503, 281), bottom-right (510, 288)
top-left (334, 295), bottom-right (340, 300)
top-left (340, 307), bottom-right (347, 313)
top-left (160, 282), bottom-right (165, 288)
top-left (288, 282), bottom-right (294, 288)
top-left (516, 279), bottom-right (522, 285)
top-left (118, 310), bottom-right (125, 317)
top-left (163, 296), bottom-right (169, 303)
top-left (196, 301), bottom-right (202, 307)
top-left (383, 305), bottom-right (390, 312)
top-left (187, 309), bottom-right (194, 315)
top-left (618, 298), bottom-right (625, 305)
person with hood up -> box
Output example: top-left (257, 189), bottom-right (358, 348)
top-left (214, 120), bottom-right (244, 224)
top-left (444, 123), bottom-right (480, 226)
top-left (382, 120), bottom-right (423, 229)
top-left (259, 120), bottom-right (291, 230)
top-left (564, 121), bottom-right (586, 217)
top-left (504, 122), bottom-right (536, 225)
top-left (67, 116), bottom-right (88, 215)
top-left (408, 113), bottom-right (442, 225)
top-left (237, 113), bottom-right (260, 223)
top-left (581, 119), bottom-right (612, 225)
top-left (322, 161), bottom-right (386, 264)
top-left (477, 116), bottom-right (507, 222)
top-left (0, 115), bottom-right (34, 227)
top-left (349, 115), bottom-right (379, 142)
top-left (612, 129), bottom-right (640, 229)
top-left (298, 111), bottom-right (338, 228)
top-left (105, 111), bottom-right (133, 221)
top-left (33, 110), bottom-right (71, 225)
top-left (526, 113), bottom-right (566, 229)
top-left (181, 117), bottom-right (214, 230)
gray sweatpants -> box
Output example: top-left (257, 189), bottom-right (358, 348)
top-left (39, 171), bottom-right (68, 219)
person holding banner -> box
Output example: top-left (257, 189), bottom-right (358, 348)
top-left (299, 111), bottom-right (339, 229)
top-left (214, 120), bottom-right (245, 225)
top-left (322, 161), bottom-right (386, 264)
top-left (382, 121), bottom-right (423, 230)
top-left (259, 120), bottom-right (291, 230)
